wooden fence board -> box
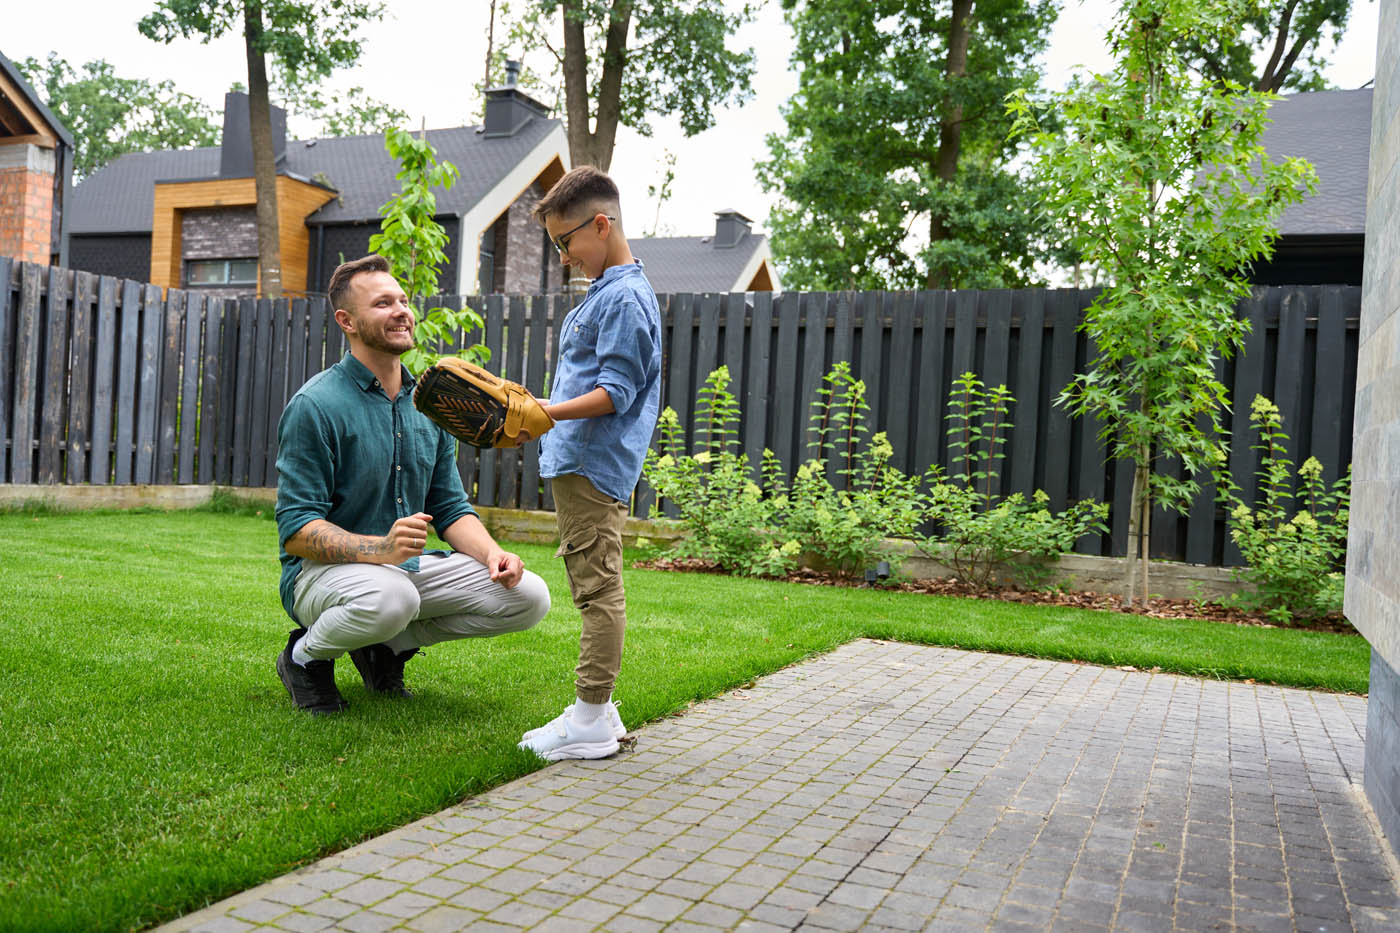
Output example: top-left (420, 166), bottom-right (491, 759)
top-left (114, 280), bottom-right (141, 484)
top-left (982, 290), bottom-right (1013, 498)
top-left (858, 292), bottom-right (884, 433)
top-left (1009, 289), bottom-right (1045, 497)
top-left (197, 299), bottom-right (223, 484)
top-left (1043, 290), bottom-right (1078, 513)
top-left (66, 271), bottom-right (96, 484)
top-left (287, 298), bottom-right (309, 401)
top-left (950, 289), bottom-right (978, 384)
top-left (0, 258), bottom-right (12, 480)
top-left (496, 297), bottom-right (527, 507)
top-left (1074, 291), bottom-right (1108, 553)
top-left (886, 292), bottom-right (917, 473)
top-left (90, 275), bottom-right (118, 484)
top-left (1225, 293), bottom-right (1271, 565)
top-left (1313, 286), bottom-right (1348, 485)
top-left (771, 293), bottom-right (800, 471)
top-left (133, 284), bottom-right (163, 484)
top-left (156, 290), bottom-right (184, 484)
top-left (263, 300), bottom-right (292, 486)
top-left (177, 295), bottom-right (204, 483)
top-left (247, 299), bottom-right (273, 486)
top-left (11, 263), bottom-right (43, 483)
top-left (743, 292), bottom-right (774, 473)
top-left (915, 292), bottom-right (947, 477)
top-left (723, 293), bottom-right (747, 403)
top-left (800, 293), bottom-right (829, 463)
top-left (230, 298), bottom-right (256, 486)
top-left (695, 293), bottom-right (721, 388)
top-left (1273, 287), bottom-right (1308, 493)
top-left (38, 267), bottom-right (70, 483)
top-left (215, 299), bottom-right (240, 484)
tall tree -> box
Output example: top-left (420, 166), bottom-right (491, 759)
top-left (756, 0), bottom-right (1058, 291)
top-left (505, 0), bottom-right (758, 170)
top-left (1179, 0), bottom-right (1356, 92)
top-left (16, 54), bottom-right (221, 181)
top-left (1007, 0), bottom-right (1316, 607)
top-left (139, 0), bottom-right (385, 298)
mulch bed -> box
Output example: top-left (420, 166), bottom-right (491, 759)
top-left (635, 557), bottom-right (1357, 635)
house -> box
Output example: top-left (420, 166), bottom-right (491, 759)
top-left (1250, 87), bottom-right (1370, 286)
top-left (633, 209), bottom-right (781, 294)
top-left (0, 49), bottom-right (74, 267)
top-left (67, 64), bottom-right (569, 297)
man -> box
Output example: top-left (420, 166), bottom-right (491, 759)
top-left (273, 254), bottom-right (550, 714)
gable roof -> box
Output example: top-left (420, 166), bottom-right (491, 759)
top-left (634, 231), bottom-right (778, 294)
top-left (1261, 88), bottom-right (1370, 237)
top-left (69, 116), bottom-right (562, 235)
top-left (0, 49), bottom-right (74, 148)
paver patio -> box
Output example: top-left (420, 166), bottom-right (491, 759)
top-left (163, 639), bottom-right (1400, 932)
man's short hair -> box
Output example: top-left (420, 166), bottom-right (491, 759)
top-left (327, 254), bottom-right (391, 312)
top-left (533, 166), bottom-right (621, 224)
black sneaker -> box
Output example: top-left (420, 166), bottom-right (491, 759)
top-left (348, 643), bottom-right (418, 697)
top-left (276, 629), bottom-right (348, 715)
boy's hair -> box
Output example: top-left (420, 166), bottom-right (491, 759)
top-left (327, 254), bottom-right (391, 312)
top-left (533, 165), bottom-right (621, 224)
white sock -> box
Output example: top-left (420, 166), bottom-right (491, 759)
top-left (291, 634), bottom-right (315, 667)
top-left (574, 699), bottom-right (608, 723)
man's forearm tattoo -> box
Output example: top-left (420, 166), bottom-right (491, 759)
top-left (299, 524), bottom-right (389, 563)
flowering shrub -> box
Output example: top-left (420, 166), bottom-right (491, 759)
top-left (916, 372), bottom-right (1108, 587)
top-left (1214, 395), bottom-right (1350, 623)
top-left (642, 368), bottom-right (799, 576)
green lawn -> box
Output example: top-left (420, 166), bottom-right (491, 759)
top-left (0, 506), bottom-right (1369, 932)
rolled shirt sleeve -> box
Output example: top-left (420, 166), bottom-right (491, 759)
top-left (275, 395), bottom-right (335, 551)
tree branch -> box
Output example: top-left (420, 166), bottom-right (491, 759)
top-left (1257, 0), bottom-right (1302, 91)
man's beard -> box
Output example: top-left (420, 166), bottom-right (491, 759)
top-left (361, 321), bottom-right (415, 355)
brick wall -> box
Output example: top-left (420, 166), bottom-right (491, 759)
top-left (1346, 0), bottom-right (1400, 857)
top-left (0, 144), bottom-right (55, 264)
top-left (182, 207), bottom-right (257, 260)
top-left (491, 182), bottom-right (562, 295)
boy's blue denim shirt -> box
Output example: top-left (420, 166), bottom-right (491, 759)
top-left (540, 262), bottom-right (662, 502)
top-left (274, 353), bottom-right (476, 620)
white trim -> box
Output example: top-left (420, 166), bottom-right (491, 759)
top-left (730, 238), bottom-right (781, 293)
top-left (456, 124), bottom-right (570, 294)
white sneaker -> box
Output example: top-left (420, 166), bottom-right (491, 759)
top-left (523, 700), bottom-right (626, 742)
top-left (519, 706), bottom-right (620, 761)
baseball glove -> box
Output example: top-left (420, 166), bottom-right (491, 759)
top-left (413, 357), bottom-right (555, 449)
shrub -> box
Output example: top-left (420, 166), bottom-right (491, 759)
top-left (780, 362), bottom-right (923, 578)
top-left (917, 372), bottom-right (1108, 587)
top-left (642, 368), bottom-right (799, 576)
top-left (1214, 395), bottom-right (1350, 624)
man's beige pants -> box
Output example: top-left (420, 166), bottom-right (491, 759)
top-left (552, 473), bottom-right (629, 704)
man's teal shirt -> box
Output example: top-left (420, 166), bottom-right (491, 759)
top-left (274, 353), bottom-right (477, 620)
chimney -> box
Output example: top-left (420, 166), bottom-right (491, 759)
top-left (482, 60), bottom-right (551, 138)
top-left (220, 91), bottom-right (287, 178)
top-left (713, 209), bottom-right (752, 248)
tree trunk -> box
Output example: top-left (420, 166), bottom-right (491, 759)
top-left (561, 0), bottom-right (633, 171)
top-left (1124, 457), bottom-right (1150, 608)
top-left (927, 0), bottom-right (975, 289)
top-left (244, 3), bottom-right (283, 299)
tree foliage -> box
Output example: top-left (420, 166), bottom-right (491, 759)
top-left (139, 0), bottom-right (385, 297)
top-left (16, 53), bottom-right (221, 181)
top-left (1007, 0), bottom-right (1316, 606)
top-left (1177, 0), bottom-right (1356, 92)
top-left (756, 0), bottom-right (1058, 291)
top-left (503, 0), bottom-right (758, 170)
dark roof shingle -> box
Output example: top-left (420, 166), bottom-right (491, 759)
top-left (1262, 88), bottom-right (1371, 237)
top-left (634, 232), bottom-right (768, 294)
top-left (69, 117), bottom-right (561, 235)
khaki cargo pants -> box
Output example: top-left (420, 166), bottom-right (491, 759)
top-left (552, 473), bottom-right (629, 704)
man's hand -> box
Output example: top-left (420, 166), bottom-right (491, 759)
top-left (382, 512), bottom-right (433, 564)
top-left (487, 547), bottom-right (525, 588)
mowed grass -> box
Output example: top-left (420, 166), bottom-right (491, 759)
top-left (0, 506), bottom-right (1369, 931)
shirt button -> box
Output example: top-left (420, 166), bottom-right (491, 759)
top-left (396, 466), bottom-right (401, 471)
top-left (396, 497), bottom-right (402, 503)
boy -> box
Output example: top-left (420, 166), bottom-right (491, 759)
top-left (518, 165), bottom-right (662, 760)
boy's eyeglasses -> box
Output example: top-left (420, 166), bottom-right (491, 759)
top-left (551, 215), bottom-right (615, 255)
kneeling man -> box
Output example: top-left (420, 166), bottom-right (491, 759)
top-left (273, 255), bottom-right (550, 713)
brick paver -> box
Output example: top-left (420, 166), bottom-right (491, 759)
top-left (163, 640), bottom-right (1400, 931)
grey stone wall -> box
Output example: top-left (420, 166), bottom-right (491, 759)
top-left (181, 207), bottom-right (256, 260)
top-left (490, 182), bottom-right (562, 295)
top-left (1345, 0), bottom-right (1400, 856)
top-left (69, 234), bottom-right (151, 282)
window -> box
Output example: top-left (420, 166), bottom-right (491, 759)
top-left (187, 258), bottom-right (259, 287)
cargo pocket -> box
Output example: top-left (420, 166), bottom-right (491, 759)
top-left (555, 527), bottom-right (619, 606)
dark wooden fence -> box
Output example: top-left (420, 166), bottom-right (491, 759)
top-left (2, 258), bottom-right (1360, 566)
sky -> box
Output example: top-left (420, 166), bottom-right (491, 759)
top-left (4, 0), bottom-right (1382, 241)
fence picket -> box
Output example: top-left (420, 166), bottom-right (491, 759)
top-left (1313, 286), bottom-right (1348, 485)
top-left (156, 290), bottom-right (185, 484)
top-left (886, 292), bottom-right (916, 474)
top-left (66, 271), bottom-right (96, 484)
top-left (800, 293), bottom-right (829, 465)
top-left (198, 299), bottom-right (223, 484)
top-left (0, 259), bottom-right (11, 481)
top-left (771, 293), bottom-right (800, 471)
top-left (230, 297), bottom-right (256, 486)
top-left (743, 292), bottom-right (774, 474)
top-left (90, 276), bottom-right (119, 484)
top-left (11, 264), bottom-right (43, 483)
top-left (1009, 289), bottom-right (1044, 498)
top-left (38, 267), bottom-right (70, 483)
top-left (114, 280), bottom-right (141, 484)
top-left (476, 296), bottom-right (506, 507)
top-left (914, 292), bottom-right (947, 478)
top-left (1043, 290), bottom-right (1078, 513)
top-left (134, 284), bottom-right (163, 484)
top-left (178, 295), bottom-right (204, 483)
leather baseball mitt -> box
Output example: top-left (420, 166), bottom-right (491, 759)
top-left (413, 357), bottom-right (555, 449)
